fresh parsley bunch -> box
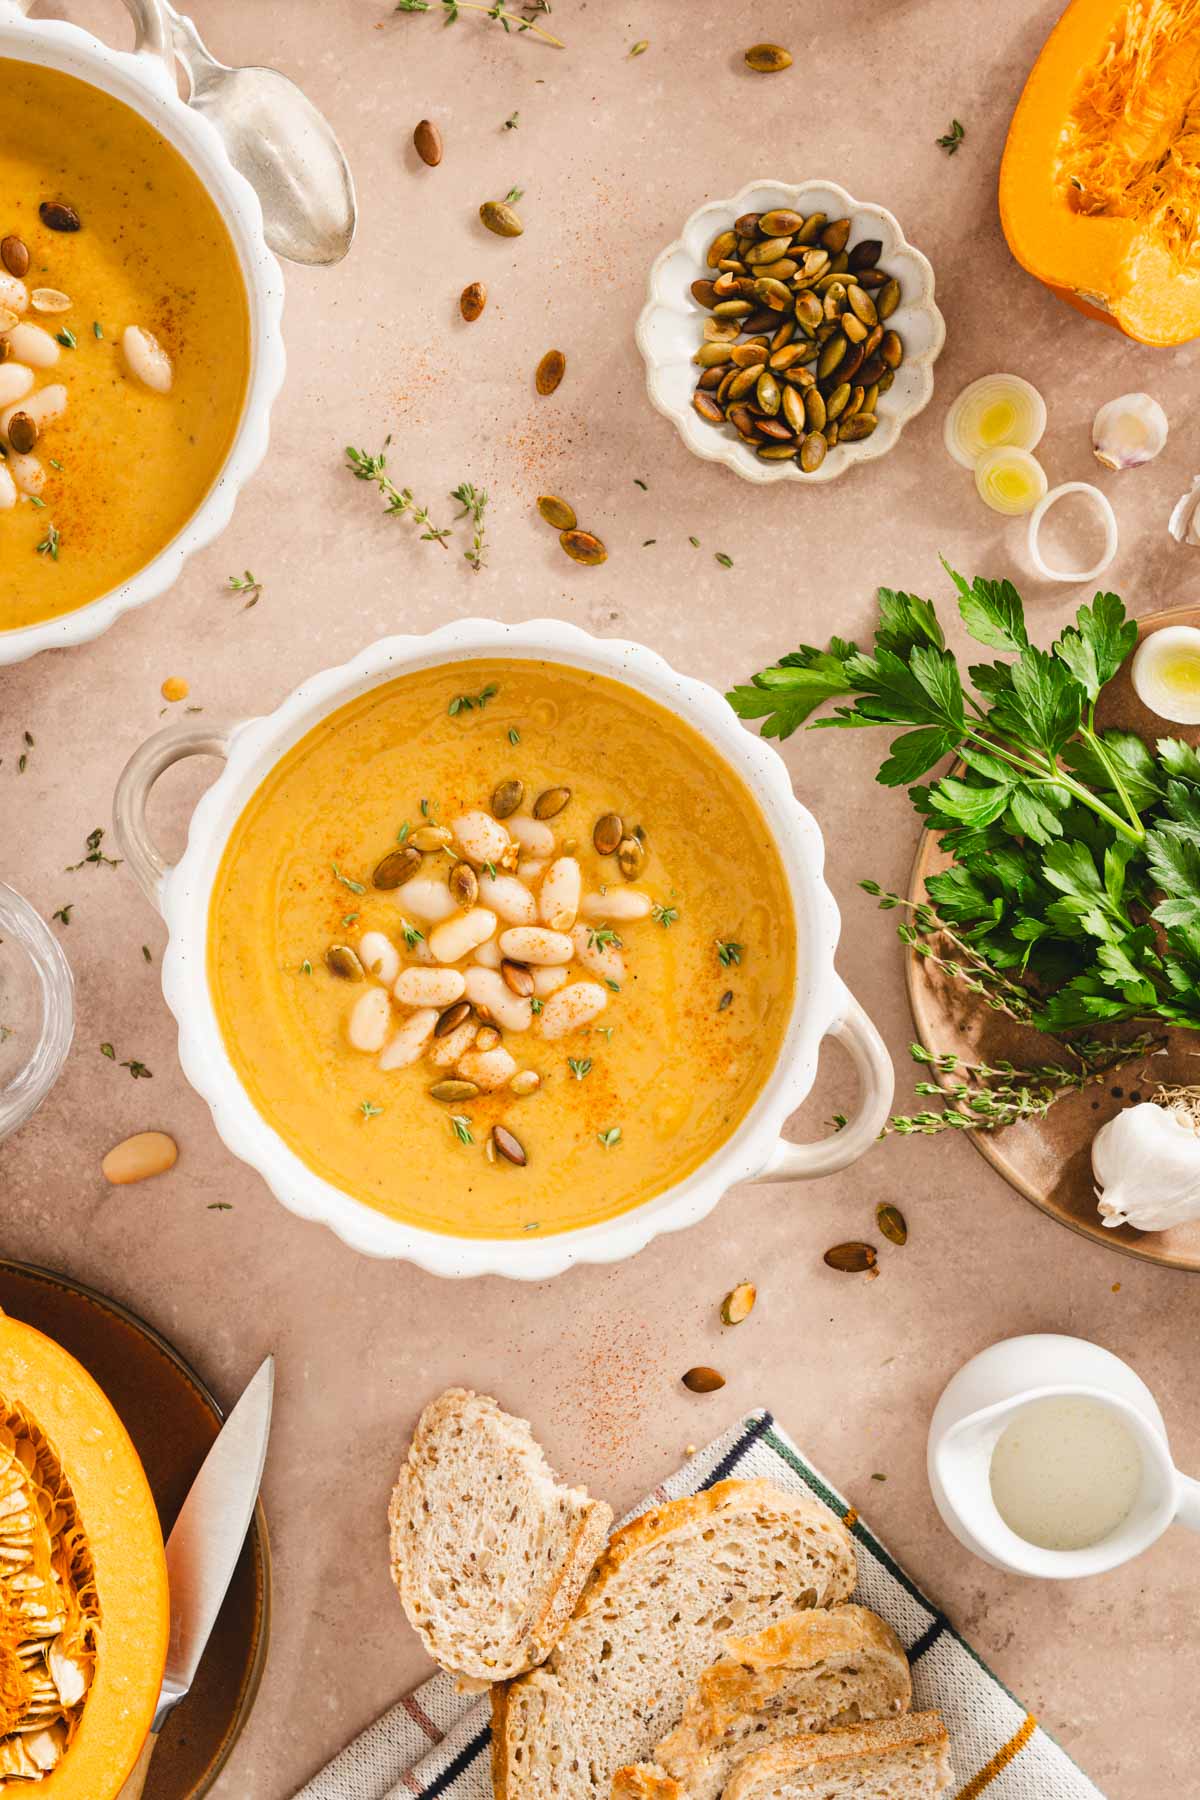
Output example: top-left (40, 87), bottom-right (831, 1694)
top-left (728, 563), bottom-right (1200, 1035)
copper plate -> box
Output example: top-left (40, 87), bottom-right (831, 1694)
top-left (907, 603), bottom-right (1200, 1272)
top-left (0, 1259), bottom-right (271, 1796)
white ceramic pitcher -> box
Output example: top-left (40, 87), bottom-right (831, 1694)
top-left (928, 1334), bottom-right (1200, 1579)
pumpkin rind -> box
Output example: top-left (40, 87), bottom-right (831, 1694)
top-left (1000, 0), bottom-right (1200, 345)
top-left (0, 1311), bottom-right (168, 1796)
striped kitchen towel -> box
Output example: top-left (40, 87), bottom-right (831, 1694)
top-left (294, 1408), bottom-right (1103, 1800)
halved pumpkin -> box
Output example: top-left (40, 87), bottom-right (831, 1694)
top-left (1000, 0), bottom-right (1200, 344)
top-left (0, 1309), bottom-right (168, 1794)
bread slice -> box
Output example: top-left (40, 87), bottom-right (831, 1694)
top-left (491, 1478), bottom-right (856, 1800)
top-left (611, 1771), bottom-right (681, 1800)
top-left (651, 1604), bottom-right (912, 1800)
top-left (387, 1388), bottom-right (612, 1682)
top-left (721, 1714), bottom-right (952, 1800)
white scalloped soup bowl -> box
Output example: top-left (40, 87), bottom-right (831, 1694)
top-left (0, 6), bottom-right (285, 664)
top-left (636, 179), bottom-right (945, 484)
top-left (113, 620), bottom-right (895, 1280)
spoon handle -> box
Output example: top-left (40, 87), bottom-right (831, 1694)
top-left (119, 0), bottom-right (173, 74)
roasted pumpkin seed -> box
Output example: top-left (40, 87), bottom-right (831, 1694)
top-left (759, 208), bottom-right (803, 237)
top-left (878, 278), bottom-right (901, 320)
top-left (877, 1203), bottom-right (908, 1246)
top-left (413, 118), bottom-right (443, 165)
top-left (560, 529), bottom-right (607, 565)
top-left (373, 846), bottom-right (422, 889)
top-left (693, 390), bottom-right (724, 426)
top-left (734, 210), bottom-right (762, 235)
top-left (493, 1123), bottom-right (527, 1166)
top-left (489, 779), bottom-right (522, 820)
top-left (744, 42), bottom-right (792, 72)
top-left (460, 280), bottom-right (486, 321)
top-left (824, 381), bottom-right (851, 422)
top-left (838, 412), bottom-right (878, 441)
top-left (682, 1365), bottom-right (726, 1393)
top-left (881, 330), bottom-right (904, 369)
top-left (39, 200), bottom-right (80, 232)
top-left (7, 411), bottom-right (36, 454)
top-left (781, 385), bottom-right (807, 434)
top-left (510, 1069), bottom-right (541, 1096)
top-left (593, 813), bottom-right (623, 855)
top-left (817, 333), bottom-right (846, 379)
top-left (824, 1241), bottom-right (877, 1272)
top-left (756, 370), bottom-right (781, 415)
top-left (430, 1079), bottom-right (480, 1102)
top-left (752, 276), bottom-right (792, 312)
top-left (706, 229), bottom-right (737, 266)
top-left (757, 443), bottom-right (795, 459)
top-left (499, 959), bottom-right (534, 997)
top-left (435, 1000), bottom-right (474, 1038)
top-left (691, 277), bottom-right (719, 307)
top-left (326, 944), bottom-right (365, 981)
top-left (744, 235), bottom-right (793, 266)
top-left (847, 283), bottom-right (878, 327)
top-left (720, 1282), bottom-right (757, 1325)
top-left (0, 235), bottom-right (28, 278)
top-left (533, 786), bottom-right (571, 820)
top-left (537, 494), bottom-right (577, 530)
top-left (480, 198), bottom-right (523, 237)
top-left (536, 348), bottom-right (566, 393)
top-left (617, 835), bottom-right (645, 879)
top-left (799, 431), bottom-right (827, 472)
top-left (449, 862), bottom-right (479, 907)
top-left (803, 387), bottom-right (827, 432)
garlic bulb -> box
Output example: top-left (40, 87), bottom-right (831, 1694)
top-left (1169, 475), bottom-right (1200, 547)
top-left (1093, 1099), bottom-right (1200, 1231)
top-left (1092, 392), bottom-right (1168, 470)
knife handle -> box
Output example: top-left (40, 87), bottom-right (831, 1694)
top-left (118, 1728), bottom-right (159, 1800)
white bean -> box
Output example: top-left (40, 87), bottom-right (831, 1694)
top-left (7, 451), bottom-right (43, 496)
top-left (456, 1046), bottom-right (518, 1091)
top-left (477, 872), bottom-right (537, 925)
top-left (0, 276), bottom-right (27, 313)
top-left (473, 937), bottom-right (502, 969)
top-left (497, 925), bottom-right (574, 965)
top-left (347, 987), bottom-right (392, 1053)
top-left (539, 856), bottom-right (582, 930)
top-left (426, 1019), bottom-right (476, 1067)
top-left (463, 966), bottom-right (532, 1033)
top-left (379, 1007), bottom-right (438, 1071)
top-left (359, 931), bottom-right (400, 986)
top-left (582, 888), bottom-right (653, 922)
top-left (509, 815), bottom-right (555, 856)
top-left (539, 981), bottom-right (608, 1040)
top-left (517, 858), bottom-right (548, 885)
top-left (530, 964), bottom-right (569, 998)
top-left (2, 383), bottom-right (66, 440)
top-left (451, 809), bottom-right (511, 865)
top-left (122, 325), bottom-right (173, 393)
top-left (0, 364), bottom-right (33, 408)
top-left (5, 323), bottom-right (58, 369)
top-left (396, 878), bottom-right (456, 924)
top-left (429, 906), bottom-right (497, 964)
top-left (572, 921), bottom-right (625, 984)
top-left (394, 966), bottom-right (466, 1007)
top-left (0, 464), bottom-right (15, 510)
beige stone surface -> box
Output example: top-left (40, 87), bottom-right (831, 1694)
top-left (4, 1), bottom-right (1199, 1794)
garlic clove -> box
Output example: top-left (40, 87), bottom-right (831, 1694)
top-left (1092, 392), bottom-right (1168, 471)
top-left (1169, 475), bottom-right (1200, 547)
top-left (1093, 1098), bottom-right (1200, 1232)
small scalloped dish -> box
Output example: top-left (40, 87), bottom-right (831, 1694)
top-left (636, 179), bottom-right (946, 484)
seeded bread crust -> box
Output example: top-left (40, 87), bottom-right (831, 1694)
top-left (491, 1479), bottom-right (856, 1800)
top-left (388, 1388), bottom-right (612, 1683)
top-left (721, 1713), bottom-right (952, 1800)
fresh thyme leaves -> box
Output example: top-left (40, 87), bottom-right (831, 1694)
top-left (332, 863), bottom-right (366, 894)
top-left (208, 1202), bottom-right (234, 1211)
top-left (936, 118), bottom-right (966, 155)
top-left (629, 38), bottom-right (649, 55)
top-left (732, 564), bottom-right (1200, 1048)
top-left (714, 551), bottom-right (733, 569)
top-left (100, 1042), bottom-right (152, 1078)
top-left (888, 1035), bottom-right (1162, 1135)
top-left (718, 989), bottom-right (734, 1011)
top-left (397, 822), bottom-right (412, 844)
top-left (35, 522), bottom-right (60, 560)
top-left (394, 0), bottom-right (565, 47)
top-left (568, 1056), bottom-right (592, 1080)
top-left (346, 441), bottom-right (450, 547)
top-left (508, 726), bottom-right (521, 746)
top-left (597, 1125), bottom-right (621, 1148)
top-left (689, 536), bottom-right (701, 548)
top-left (716, 938), bottom-right (742, 966)
top-left (530, 995), bottom-right (544, 1013)
top-left (142, 945), bottom-right (152, 963)
top-left (505, 185), bottom-right (524, 204)
top-left (360, 1099), bottom-right (384, 1119)
top-left (504, 110), bottom-right (520, 129)
top-left (450, 1113), bottom-right (475, 1145)
top-left (299, 958), bottom-right (313, 974)
top-left (67, 828), bottom-right (120, 871)
top-left (400, 919), bottom-right (425, 949)
top-left (92, 321), bottom-right (103, 339)
top-left (449, 682), bottom-right (498, 715)
top-left (100, 1043), bottom-right (114, 1059)
top-left (16, 730), bottom-right (32, 774)
top-left (634, 478), bottom-right (648, 490)
top-left (450, 481), bottom-right (489, 570)
top-left (652, 903), bottom-right (679, 928)
top-left (51, 904), bottom-right (72, 925)
top-left (228, 569), bottom-right (263, 608)
top-left (55, 328), bottom-right (76, 349)
top-left (587, 925), bottom-right (622, 950)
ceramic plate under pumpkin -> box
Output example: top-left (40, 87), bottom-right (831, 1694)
top-left (908, 604), bottom-right (1200, 1272)
top-left (0, 1261), bottom-right (270, 1797)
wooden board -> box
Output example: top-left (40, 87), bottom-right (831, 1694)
top-left (907, 603), bottom-right (1200, 1272)
top-left (0, 1259), bottom-right (271, 1797)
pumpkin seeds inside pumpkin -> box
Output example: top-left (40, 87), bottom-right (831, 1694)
top-left (373, 846), bottom-right (422, 889)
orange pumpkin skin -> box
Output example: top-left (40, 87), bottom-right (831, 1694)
top-left (0, 1311), bottom-right (169, 1797)
top-left (1000, 0), bottom-right (1200, 346)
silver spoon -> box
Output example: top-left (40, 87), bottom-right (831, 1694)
top-left (127, 0), bottom-right (357, 265)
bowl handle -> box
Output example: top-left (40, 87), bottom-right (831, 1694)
top-left (113, 726), bottom-right (232, 913)
top-left (751, 987), bottom-right (893, 1182)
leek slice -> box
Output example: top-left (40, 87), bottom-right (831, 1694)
top-left (944, 374), bottom-right (1047, 469)
top-left (974, 446), bottom-right (1048, 516)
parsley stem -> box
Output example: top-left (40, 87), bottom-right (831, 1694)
top-left (1080, 707), bottom-right (1145, 841)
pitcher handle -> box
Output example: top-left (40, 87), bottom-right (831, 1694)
top-left (1175, 1471), bottom-right (1200, 1533)
top-left (113, 726), bottom-right (232, 913)
top-left (751, 987), bottom-right (894, 1183)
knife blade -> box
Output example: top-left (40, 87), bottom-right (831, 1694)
top-left (158, 1354), bottom-right (274, 1721)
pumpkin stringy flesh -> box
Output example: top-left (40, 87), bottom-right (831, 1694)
top-left (1063, 0), bottom-right (1200, 268)
top-left (0, 1402), bottom-right (99, 1784)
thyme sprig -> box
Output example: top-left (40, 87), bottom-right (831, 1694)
top-left (346, 441), bottom-right (450, 547)
top-left (888, 1035), bottom-right (1163, 1135)
top-left (450, 481), bottom-right (489, 571)
top-left (394, 0), bottom-right (565, 48)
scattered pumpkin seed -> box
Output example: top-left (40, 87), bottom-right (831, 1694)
top-left (460, 280), bottom-right (486, 321)
top-left (373, 846), bottom-right (422, 888)
top-left (720, 1282), bottom-right (757, 1325)
top-left (877, 1203), bottom-right (908, 1246)
top-left (744, 42), bottom-right (792, 72)
top-left (617, 835), bottom-right (645, 880)
top-left (413, 119), bottom-right (443, 166)
top-left (537, 494), bottom-right (577, 530)
top-left (411, 823), bottom-right (453, 852)
top-left (449, 862), bottom-right (479, 907)
top-left (493, 1123), bottom-right (527, 1166)
top-left (560, 528), bottom-right (607, 565)
top-left (823, 1241), bottom-right (878, 1273)
top-left (430, 1079), bottom-right (480, 1102)
top-left (682, 1366), bottom-right (726, 1393)
top-left (593, 813), bottom-right (623, 855)
top-left (480, 198), bottom-right (523, 237)
top-left (536, 348), bottom-right (566, 394)
top-left (435, 1000), bottom-right (474, 1037)
top-left (491, 778), bottom-right (524, 819)
top-left (326, 944), bottom-right (365, 981)
top-left (533, 786), bottom-right (571, 820)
